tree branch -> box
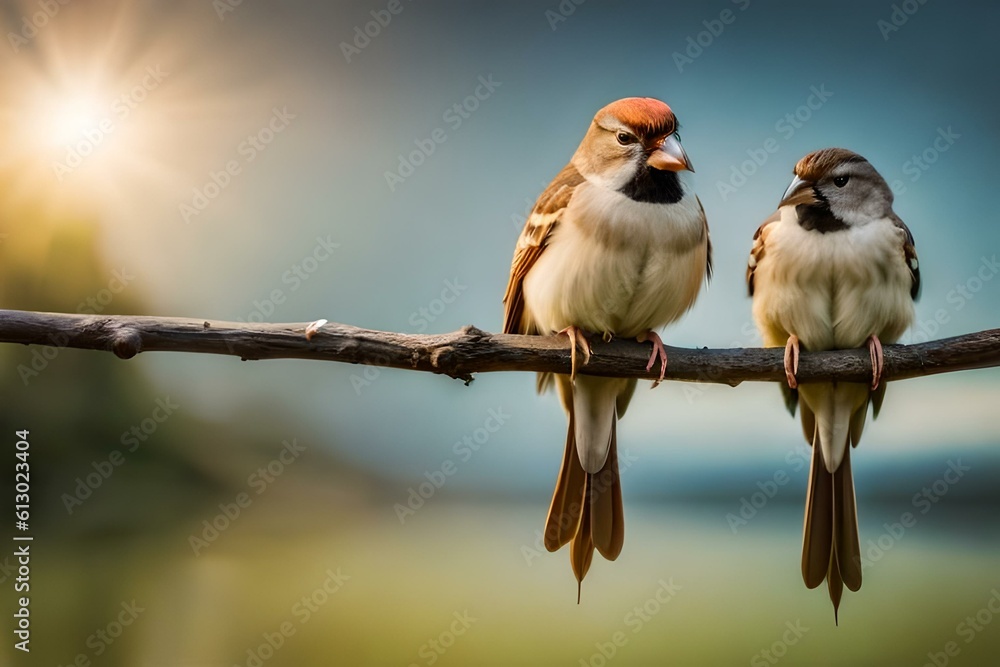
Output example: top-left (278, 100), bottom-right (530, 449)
top-left (0, 309), bottom-right (998, 386)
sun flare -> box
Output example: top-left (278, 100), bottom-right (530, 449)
top-left (0, 0), bottom-right (246, 221)
top-left (0, 34), bottom-right (166, 213)
top-left (40, 91), bottom-right (105, 149)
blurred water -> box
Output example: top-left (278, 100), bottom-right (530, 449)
top-left (15, 494), bottom-right (1000, 667)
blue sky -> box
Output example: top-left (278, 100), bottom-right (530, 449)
top-left (12, 0), bottom-right (998, 495)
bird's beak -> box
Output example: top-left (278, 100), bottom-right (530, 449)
top-left (647, 134), bottom-right (693, 173)
top-left (779, 175), bottom-right (817, 207)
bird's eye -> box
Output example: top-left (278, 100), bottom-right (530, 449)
top-left (616, 132), bottom-right (637, 145)
top-left (673, 132), bottom-right (682, 143)
top-left (833, 175), bottom-right (850, 187)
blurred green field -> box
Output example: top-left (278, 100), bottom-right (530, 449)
top-left (14, 491), bottom-right (1000, 667)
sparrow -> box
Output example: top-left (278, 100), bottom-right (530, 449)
top-left (747, 148), bottom-right (920, 621)
top-left (502, 97), bottom-right (711, 600)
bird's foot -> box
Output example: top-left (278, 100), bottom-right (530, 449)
top-left (305, 319), bottom-right (328, 341)
top-left (558, 326), bottom-right (592, 383)
top-left (637, 330), bottom-right (668, 388)
top-left (784, 334), bottom-right (800, 389)
top-left (866, 334), bottom-right (884, 390)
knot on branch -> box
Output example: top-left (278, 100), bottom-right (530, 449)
top-left (428, 345), bottom-right (475, 385)
top-left (422, 327), bottom-right (487, 385)
top-left (111, 329), bottom-right (142, 359)
top-left (459, 324), bottom-right (489, 342)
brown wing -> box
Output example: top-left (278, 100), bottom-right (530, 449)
top-left (889, 212), bottom-right (920, 300)
top-left (747, 210), bottom-right (780, 297)
top-left (696, 195), bottom-right (713, 280)
top-left (747, 210), bottom-right (799, 415)
top-left (502, 163), bottom-right (584, 334)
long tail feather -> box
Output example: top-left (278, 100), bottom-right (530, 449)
top-left (570, 474), bottom-right (594, 603)
top-left (802, 436), bottom-right (833, 589)
top-left (544, 408), bottom-right (586, 551)
top-left (547, 375), bottom-right (627, 600)
top-left (802, 415), bottom-right (862, 619)
top-left (827, 549), bottom-right (844, 625)
top-left (834, 448), bottom-right (862, 591)
top-left (590, 418), bottom-right (624, 560)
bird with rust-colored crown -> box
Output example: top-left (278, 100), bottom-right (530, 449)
top-left (747, 148), bottom-right (920, 621)
top-left (502, 97), bottom-right (711, 600)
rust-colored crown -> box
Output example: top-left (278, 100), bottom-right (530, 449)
top-left (794, 147), bottom-right (868, 181)
top-left (596, 97), bottom-right (677, 137)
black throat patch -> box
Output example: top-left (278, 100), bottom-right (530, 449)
top-left (796, 190), bottom-right (848, 233)
top-left (619, 166), bottom-right (684, 204)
